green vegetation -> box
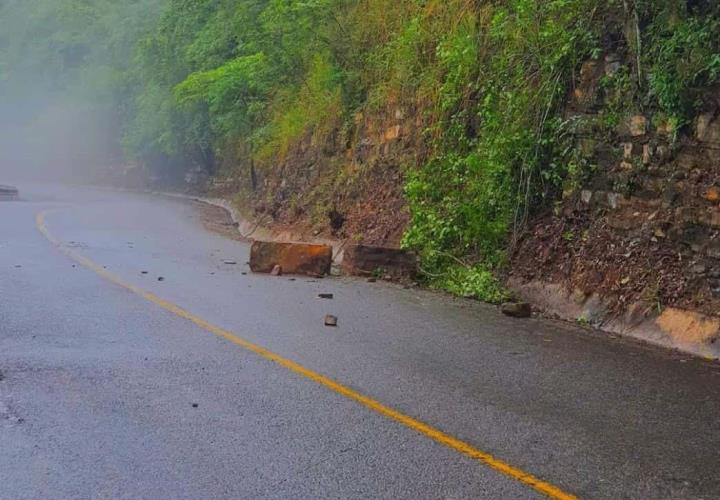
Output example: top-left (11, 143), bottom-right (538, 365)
top-left (644, 3), bottom-right (720, 127)
top-left (2, 0), bottom-right (720, 301)
top-left (401, 0), bottom-right (598, 300)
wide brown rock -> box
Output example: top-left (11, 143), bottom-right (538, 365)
top-left (250, 241), bottom-right (332, 276)
top-left (342, 245), bottom-right (417, 278)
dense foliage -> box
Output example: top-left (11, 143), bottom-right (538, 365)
top-left (2, 0), bottom-right (720, 300)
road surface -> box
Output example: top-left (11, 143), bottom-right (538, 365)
top-left (2, 185), bottom-right (720, 499)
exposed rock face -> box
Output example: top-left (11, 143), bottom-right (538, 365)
top-left (696, 112), bottom-right (720, 144)
top-left (513, 53), bottom-right (720, 323)
top-left (222, 105), bottom-right (417, 251)
top-left (250, 241), bottom-right (332, 276)
top-left (629, 115), bottom-right (647, 137)
top-left (342, 244), bottom-right (417, 278)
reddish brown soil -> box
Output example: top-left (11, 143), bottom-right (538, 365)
top-left (210, 120), bottom-right (414, 249)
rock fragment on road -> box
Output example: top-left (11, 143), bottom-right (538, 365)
top-left (324, 315), bottom-right (338, 327)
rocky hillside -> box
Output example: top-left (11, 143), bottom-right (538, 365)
top-left (4, 0), bottom-right (720, 323)
top-left (210, 105), bottom-right (424, 247)
top-left (208, 1), bottom-right (720, 319)
top-left (514, 71), bottom-right (720, 321)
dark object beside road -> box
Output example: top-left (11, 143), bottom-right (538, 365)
top-left (342, 245), bottom-right (417, 279)
top-left (501, 302), bottom-right (532, 318)
top-left (250, 241), bottom-right (332, 276)
top-left (0, 185), bottom-right (19, 201)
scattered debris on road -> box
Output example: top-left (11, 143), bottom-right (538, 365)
top-left (501, 302), bottom-right (532, 318)
top-left (318, 293), bottom-right (334, 299)
top-left (324, 315), bottom-right (338, 327)
top-left (223, 260), bottom-right (237, 265)
top-left (158, 277), bottom-right (165, 282)
top-left (0, 400), bottom-right (23, 425)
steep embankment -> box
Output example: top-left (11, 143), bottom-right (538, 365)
top-left (513, 83), bottom-right (720, 320)
top-left (201, 1), bottom-right (720, 352)
top-left (209, 106), bottom-right (420, 247)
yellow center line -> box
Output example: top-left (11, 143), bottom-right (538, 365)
top-left (36, 209), bottom-right (578, 500)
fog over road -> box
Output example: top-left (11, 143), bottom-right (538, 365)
top-left (2, 185), bottom-right (720, 499)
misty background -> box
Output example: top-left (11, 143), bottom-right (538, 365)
top-left (0, 0), bottom-right (165, 182)
top-left (0, 0), bottom-right (389, 189)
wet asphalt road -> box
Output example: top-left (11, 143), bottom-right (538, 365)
top-left (2, 184), bottom-right (720, 499)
